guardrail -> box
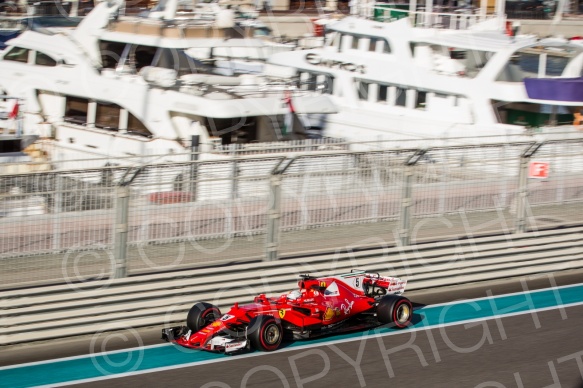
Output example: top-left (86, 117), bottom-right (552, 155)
top-left (1, 226), bottom-right (582, 345)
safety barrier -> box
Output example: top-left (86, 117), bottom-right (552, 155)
top-left (1, 226), bottom-right (582, 345)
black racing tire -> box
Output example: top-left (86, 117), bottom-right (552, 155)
top-left (247, 315), bottom-right (283, 352)
top-left (186, 302), bottom-right (221, 332)
top-left (376, 294), bottom-right (413, 328)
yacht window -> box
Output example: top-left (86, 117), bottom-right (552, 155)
top-left (299, 72), bottom-right (318, 91)
top-left (308, 73), bottom-right (318, 91)
top-left (369, 38), bottom-right (377, 52)
top-left (95, 103), bottom-right (120, 130)
top-left (496, 46), bottom-right (579, 82)
top-left (64, 96), bottom-right (89, 125)
top-left (205, 116), bottom-right (256, 144)
top-left (378, 84), bottom-right (388, 102)
top-left (318, 74), bottom-right (334, 94)
top-left (154, 48), bottom-right (211, 77)
top-left (132, 45), bottom-right (157, 72)
top-left (35, 52), bottom-right (57, 67)
top-left (298, 72), bottom-right (309, 90)
top-left (3, 47), bottom-right (29, 63)
top-left (357, 81), bottom-right (370, 100)
top-left (416, 91), bottom-right (427, 110)
top-left (450, 50), bottom-right (466, 60)
top-left (492, 100), bottom-right (573, 127)
top-left (545, 54), bottom-right (570, 76)
top-left (352, 36), bottom-right (359, 50)
top-left (517, 53), bottom-right (540, 76)
top-left (382, 39), bottom-right (391, 54)
top-left (127, 112), bottom-right (152, 138)
top-left (100, 40), bottom-right (126, 69)
top-left (395, 87), bottom-right (406, 106)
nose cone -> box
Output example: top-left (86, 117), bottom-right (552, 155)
top-left (184, 320), bottom-right (225, 347)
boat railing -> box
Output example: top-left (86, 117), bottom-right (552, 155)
top-left (209, 137), bottom-right (349, 156)
top-left (182, 82), bottom-right (328, 99)
top-left (361, 4), bottom-right (500, 30)
top-left (176, 72), bottom-right (329, 98)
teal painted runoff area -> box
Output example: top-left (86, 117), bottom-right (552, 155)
top-left (2, 283), bottom-right (583, 388)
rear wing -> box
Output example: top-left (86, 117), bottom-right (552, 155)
top-left (337, 269), bottom-right (408, 295)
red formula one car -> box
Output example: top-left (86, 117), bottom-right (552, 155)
top-left (162, 270), bottom-right (413, 353)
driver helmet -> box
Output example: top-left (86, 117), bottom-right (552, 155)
top-left (287, 290), bottom-right (301, 301)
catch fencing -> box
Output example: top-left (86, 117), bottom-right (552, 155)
top-left (0, 138), bottom-right (582, 289)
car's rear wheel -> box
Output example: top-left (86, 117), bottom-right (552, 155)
top-left (248, 315), bottom-right (283, 352)
top-left (186, 302), bottom-right (221, 332)
top-left (376, 295), bottom-right (413, 328)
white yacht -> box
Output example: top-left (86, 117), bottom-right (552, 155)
top-left (268, 2), bottom-right (583, 147)
top-left (0, 0), bottom-right (337, 164)
top-left (0, 15), bottom-right (84, 50)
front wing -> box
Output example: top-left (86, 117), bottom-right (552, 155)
top-left (162, 326), bottom-right (248, 353)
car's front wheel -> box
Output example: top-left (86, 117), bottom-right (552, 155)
top-left (376, 294), bottom-right (413, 328)
top-left (186, 302), bottom-right (221, 332)
top-left (248, 315), bottom-right (283, 352)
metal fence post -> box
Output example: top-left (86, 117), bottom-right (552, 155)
top-left (266, 174), bottom-right (282, 261)
top-left (265, 157), bottom-right (296, 261)
top-left (189, 135), bottom-right (199, 201)
top-left (52, 172), bottom-right (62, 250)
top-left (515, 142), bottom-right (543, 234)
top-left (515, 156), bottom-right (529, 234)
top-left (398, 166), bottom-right (413, 246)
top-left (398, 149), bottom-right (427, 246)
top-left (113, 185), bottom-right (130, 278)
top-left (231, 144), bottom-right (239, 200)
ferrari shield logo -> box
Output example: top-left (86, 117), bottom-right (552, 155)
top-left (323, 307), bottom-right (334, 321)
top-left (279, 309), bottom-right (285, 319)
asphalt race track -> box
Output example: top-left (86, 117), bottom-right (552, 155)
top-left (1, 271), bottom-right (583, 388)
top-left (78, 304), bottom-right (583, 388)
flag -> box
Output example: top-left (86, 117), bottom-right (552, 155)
top-left (8, 100), bottom-right (19, 120)
top-left (282, 90), bottom-right (294, 136)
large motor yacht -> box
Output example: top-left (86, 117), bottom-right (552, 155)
top-left (0, 0), bottom-right (337, 164)
top-left (268, 1), bottom-right (583, 147)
